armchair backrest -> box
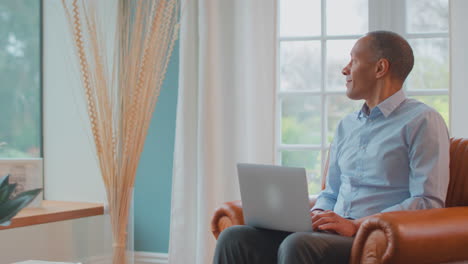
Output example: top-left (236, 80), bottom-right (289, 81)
top-left (320, 151), bottom-right (329, 191)
top-left (446, 137), bottom-right (468, 207)
top-left (319, 137), bottom-right (468, 207)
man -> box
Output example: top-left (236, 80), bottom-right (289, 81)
top-left (213, 31), bottom-right (449, 264)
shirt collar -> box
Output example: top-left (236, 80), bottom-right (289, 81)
top-left (377, 89), bottom-right (406, 118)
top-left (357, 103), bottom-right (370, 119)
top-left (357, 89), bottom-right (406, 119)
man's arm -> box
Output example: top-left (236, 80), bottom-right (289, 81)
top-left (381, 111), bottom-right (449, 213)
top-left (311, 210), bottom-right (375, 237)
top-left (311, 138), bottom-right (342, 211)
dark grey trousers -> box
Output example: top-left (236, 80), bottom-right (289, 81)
top-left (213, 225), bottom-right (354, 264)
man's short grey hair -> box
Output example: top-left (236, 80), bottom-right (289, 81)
top-left (366, 31), bottom-right (414, 82)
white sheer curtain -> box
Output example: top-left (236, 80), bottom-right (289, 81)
top-left (168, 0), bottom-right (276, 263)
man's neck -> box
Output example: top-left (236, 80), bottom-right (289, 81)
top-left (365, 80), bottom-right (403, 110)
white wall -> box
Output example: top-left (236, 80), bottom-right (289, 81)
top-left (43, 2), bottom-right (106, 202)
top-left (450, 0), bottom-right (468, 138)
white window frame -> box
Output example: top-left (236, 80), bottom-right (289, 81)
top-left (275, 0), bottom-right (450, 191)
top-left (0, 1), bottom-right (44, 203)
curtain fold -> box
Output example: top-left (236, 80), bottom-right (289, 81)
top-left (169, 0), bottom-right (276, 263)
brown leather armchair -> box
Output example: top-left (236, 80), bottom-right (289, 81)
top-left (211, 138), bottom-right (468, 264)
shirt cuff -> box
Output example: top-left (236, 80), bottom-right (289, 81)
top-left (381, 203), bottom-right (404, 213)
top-left (312, 197), bottom-right (335, 211)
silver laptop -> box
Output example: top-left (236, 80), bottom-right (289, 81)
top-left (237, 163), bottom-right (313, 232)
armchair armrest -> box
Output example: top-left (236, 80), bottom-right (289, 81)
top-left (350, 207), bottom-right (468, 264)
top-left (211, 200), bottom-right (244, 239)
top-left (211, 195), bottom-right (318, 239)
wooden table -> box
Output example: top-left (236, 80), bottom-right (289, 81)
top-left (0, 200), bottom-right (104, 230)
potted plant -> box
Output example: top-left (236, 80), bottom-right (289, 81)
top-left (0, 174), bottom-right (42, 226)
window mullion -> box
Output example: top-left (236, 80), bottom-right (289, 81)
top-left (406, 33), bottom-right (450, 39)
top-left (320, 0), bottom-right (327, 176)
top-left (278, 144), bottom-right (322, 151)
top-left (278, 90), bottom-right (350, 96)
top-left (369, 0), bottom-right (391, 31)
top-left (275, 0), bottom-right (281, 165)
top-left (394, 0), bottom-right (407, 34)
top-left (275, 94), bottom-right (282, 165)
top-left (406, 89), bottom-right (449, 96)
top-left (368, 0), bottom-right (379, 31)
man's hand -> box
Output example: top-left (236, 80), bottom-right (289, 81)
top-left (310, 210), bottom-right (358, 237)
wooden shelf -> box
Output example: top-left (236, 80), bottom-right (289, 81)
top-left (0, 200), bottom-right (104, 230)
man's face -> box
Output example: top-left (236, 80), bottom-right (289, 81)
top-left (341, 36), bottom-right (378, 100)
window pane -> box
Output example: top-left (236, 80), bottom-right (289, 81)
top-left (281, 96), bottom-right (321, 145)
top-left (327, 95), bottom-right (363, 143)
top-left (406, 0), bottom-right (449, 33)
top-left (280, 41), bottom-right (321, 91)
top-left (0, 1), bottom-right (41, 158)
top-left (280, 0), bottom-right (321, 37)
top-left (326, 39), bottom-right (356, 91)
top-left (411, 95), bottom-right (449, 127)
top-left (281, 150), bottom-right (322, 195)
top-left (327, 0), bottom-right (368, 35)
top-left (406, 38), bottom-right (449, 90)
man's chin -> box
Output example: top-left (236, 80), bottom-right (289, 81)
top-left (346, 89), bottom-right (359, 100)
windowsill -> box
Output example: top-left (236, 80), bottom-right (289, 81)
top-left (0, 200), bottom-right (104, 230)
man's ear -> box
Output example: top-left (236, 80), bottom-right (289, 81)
top-left (375, 58), bottom-right (390, 79)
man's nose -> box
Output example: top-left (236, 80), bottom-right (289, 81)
top-left (342, 65), bottom-right (350, 75)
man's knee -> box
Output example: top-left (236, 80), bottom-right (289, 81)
top-left (214, 225), bottom-right (272, 264)
top-left (216, 225), bottom-right (264, 256)
top-left (217, 225), bottom-right (259, 247)
top-left (278, 232), bottom-right (353, 264)
top-left (278, 232), bottom-right (323, 262)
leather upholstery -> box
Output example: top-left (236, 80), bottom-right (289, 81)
top-left (211, 138), bottom-right (468, 263)
top-left (211, 201), bottom-right (244, 239)
top-left (446, 138), bottom-right (468, 207)
top-left (350, 207), bottom-right (468, 264)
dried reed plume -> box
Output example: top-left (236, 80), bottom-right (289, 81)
top-left (62, 1), bottom-right (179, 263)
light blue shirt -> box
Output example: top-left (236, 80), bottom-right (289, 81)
top-left (313, 89), bottom-right (450, 219)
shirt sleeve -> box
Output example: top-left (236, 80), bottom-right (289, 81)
top-left (381, 110), bottom-right (450, 213)
top-left (312, 136), bottom-right (342, 211)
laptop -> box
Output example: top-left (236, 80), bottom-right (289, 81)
top-left (237, 163), bottom-right (313, 232)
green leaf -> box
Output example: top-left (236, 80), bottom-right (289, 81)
top-left (0, 220), bottom-right (11, 226)
top-left (0, 175), bottom-right (15, 204)
top-left (0, 183), bottom-right (17, 204)
top-left (0, 188), bottom-right (42, 225)
top-left (0, 174), bottom-right (10, 190)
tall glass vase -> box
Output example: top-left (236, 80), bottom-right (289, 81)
top-left (109, 187), bottom-right (134, 264)
top-left (84, 187), bottom-right (134, 264)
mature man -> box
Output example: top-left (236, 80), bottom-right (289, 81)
top-left (213, 31), bottom-right (449, 264)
